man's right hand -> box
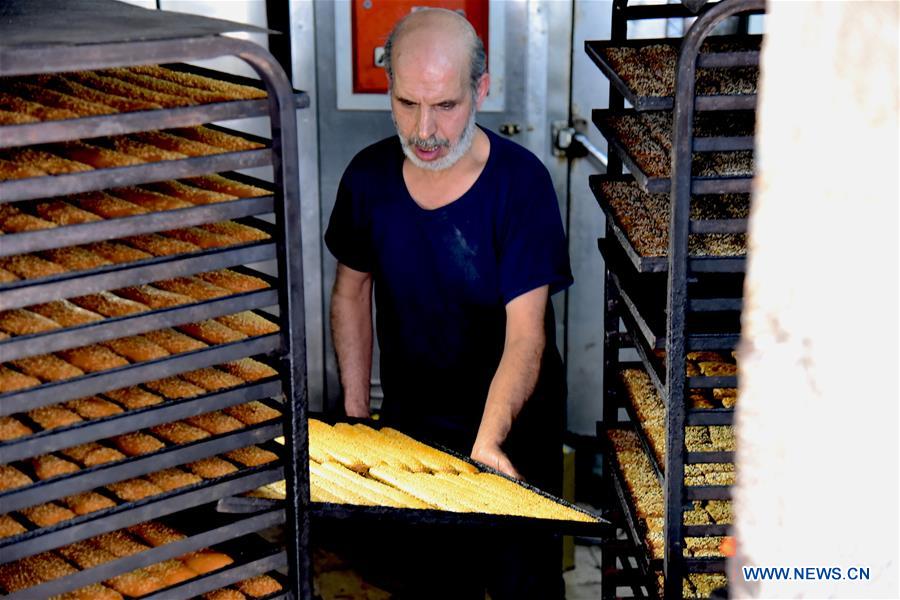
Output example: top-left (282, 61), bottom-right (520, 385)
top-left (344, 395), bottom-right (371, 419)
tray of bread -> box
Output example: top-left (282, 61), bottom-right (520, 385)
top-left (0, 125), bottom-right (271, 203)
top-left (0, 508), bottom-right (287, 600)
top-left (604, 428), bottom-right (732, 570)
top-left (238, 418), bottom-right (609, 537)
top-left (591, 114), bottom-right (754, 195)
top-left (584, 36), bottom-right (761, 112)
top-left (591, 177), bottom-right (748, 271)
top-left (0, 308), bottom-right (282, 414)
top-left (0, 172), bottom-right (274, 258)
top-left (0, 63), bottom-right (309, 147)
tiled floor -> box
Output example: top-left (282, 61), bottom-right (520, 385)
top-left (564, 543), bottom-right (605, 599)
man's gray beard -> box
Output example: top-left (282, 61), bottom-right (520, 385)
top-left (395, 106), bottom-right (477, 172)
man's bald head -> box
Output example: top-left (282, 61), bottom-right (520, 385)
top-left (383, 8), bottom-right (487, 98)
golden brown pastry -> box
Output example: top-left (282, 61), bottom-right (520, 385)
top-left (61, 442), bottom-right (126, 467)
top-left (217, 358), bottom-right (278, 381)
top-left (184, 174), bottom-right (270, 198)
top-left (142, 376), bottom-right (206, 399)
top-left (122, 232), bottom-right (200, 256)
top-left (50, 141), bottom-right (145, 168)
top-left (46, 75), bottom-right (162, 112)
top-left (234, 575), bottom-right (283, 597)
top-left (177, 319), bottom-right (247, 344)
top-left (145, 467), bottom-right (202, 491)
top-left (127, 65), bottom-right (267, 100)
top-left (29, 299), bottom-right (104, 327)
top-left (0, 415), bottom-right (32, 441)
top-left (145, 180), bottom-right (235, 205)
top-left (105, 568), bottom-right (167, 597)
top-left (69, 70), bottom-right (193, 108)
top-left (163, 226), bottom-right (235, 249)
top-left (39, 246), bottom-right (112, 271)
top-left (224, 445), bottom-right (279, 467)
top-left (32, 199), bottom-right (102, 225)
top-left (56, 344), bottom-right (129, 372)
top-left (106, 136), bottom-right (188, 162)
top-left (19, 503), bottom-right (77, 527)
top-left (104, 68), bottom-right (234, 103)
top-left (70, 291), bottom-right (149, 317)
top-left (58, 540), bottom-right (117, 569)
top-left (180, 367), bottom-right (245, 391)
top-left (27, 404), bottom-right (83, 429)
top-left (108, 186), bottom-right (193, 211)
top-left (223, 401), bottom-right (281, 425)
top-left (0, 308), bottom-right (62, 335)
top-left (132, 130), bottom-right (223, 157)
top-left (100, 335), bottom-right (169, 362)
top-left (0, 109), bottom-right (39, 125)
top-left (113, 284), bottom-right (194, 308)
top-left (1, 148), bottom-right (93, 175)
top-left (0, 254), bottom-right (67, 279)
top-left (144, 559), bottom-right (198, 586)
top-left (0, 266), bottom-right (19, 283)
top-left (148, 420), bottom-right (210, 444)
top-left (60, 491), bottom-right (116, 515)
top-left (185, 456), bottom-right (238, 479)
top-left (0, 364), bottom-right (41, 392)
top-left (0, 210), bottom-right (57, 233)
top-left (215, 311), bottom-right (279, 337)
top-left (151, 276), bottom-right (231, 300)
top-left (106, 477), bottom-right (164, 502)
top-left (64, 395), bottom-right (124, 418)
top-left (49, 583), bottom-right (124, 600)
top-left (0, 514), bottom-right (27, 539)
top-left (71, 190), bottom-right (146, 218)
top-left (91, 530), bottom-right (150, 557)
top-left (103, 386), bottom-right (163, 409)
top-left (198, 221), bottom-right (270, 243)
top-left (0, 551), bottom-right (77, 592)
top-left (203, 589), bottom-right (246, 600)
top-left (141, 328), bottom-right (208, 353)
top-left (170, 126), bottom-right (265, 152)
top-left (127, 520), bottom-right (187, 546)
top-left (184, 411), bottom-right (244, 435)
top-left (178, 549), bottom-right (233, 573)
top-left (195, 269), bottom-right (268, 293)
top-left (10, 82), bottom-right (117, 116)
top-left (109, 432), bottom-right (165, 456)
top-left (0, 91), bottom-right (80, 120)
top-left (82, 241), bottom-right (153, 264)
top-left (32, 453), bottom-right (80, 479)
top-left (0, 464), bottom-right (32, 491)
top-left (0, 157), bottom-right (48, 180)
top-left (11, 353), bottom-right (85, 381)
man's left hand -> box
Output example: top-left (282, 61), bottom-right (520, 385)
top-left (471, 440), bottom-right (522, 480)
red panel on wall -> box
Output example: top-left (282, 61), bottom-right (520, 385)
top-left (351, 0), bottom-right (489, 94)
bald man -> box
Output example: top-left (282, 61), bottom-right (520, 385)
top-left (325, 9), bottom-right (570, 598)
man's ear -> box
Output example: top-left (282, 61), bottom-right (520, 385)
top-left (475, 72), bottom-right (490, 109)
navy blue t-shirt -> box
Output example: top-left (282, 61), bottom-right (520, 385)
top-left (325, 126), bottom-right (573, 449)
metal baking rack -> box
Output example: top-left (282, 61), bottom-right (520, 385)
top-left (588, 0), bottom-right (761, 596)
top-left (0, 1), bottom-right (310, 596)
top-left (6, 506), bottom-right (287, 599)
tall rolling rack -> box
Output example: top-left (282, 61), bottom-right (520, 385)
top-left (0, 2), bottom-right (312, 598)
top-left (585, 0), bottom-right (764, 597)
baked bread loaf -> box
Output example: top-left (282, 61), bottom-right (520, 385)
top-left (178, 549), bottom-right (234, 574)
top-left (145, 180), bottom-right (235, 205)
top-left (122, 232), bottom-right (200, 256)
top-left (29, 299), bottom-right (104, 326)
top-left (50, 583), bottom-right (125, 600)
top-left (82, 241), bottom-right (153, 264)
top-left (0, 308), bottom-right (61, 335)
top-left (203, 589), bottom-right (247, 600)
top-left (45, 74), bottom-right (162, 112)
top-left (0, 464), bottom-right (33, 491)
top-left (57, 344), bottom-right (129, 372)
top-left (196, 269), bottom-right (268, 293)
top-left (40, 246), bottom-right (112, 271)
top-left (163, 226), bottom-right (235, 249)
top-left (61, 442), bottom-right (126, 466)
top-left (131, 130), bottom-right (223, 156)
top-left (106, 478), bottom-right (165, 502)
top-left (110, 432), bottom-right (165, 456)
top-left (185, 174), bottom-right (269, 198)
top-left (180, 367), bottom-right (245, 391)
top-left (215, 311), bottom-right (279, 336)
top-left (199, 220), bottom-right (270, 243)
top-left (32, 199), bottom-right (102, 225)
top-left (0, 109), bottom-right (39, 125)
top-left (184, 410), bottom-right (244, 435)
top-left (60, 491), bottom-right (116, 515)
top-left (217, 358), bottom-right (278, 381)
top-left (0, 253), bottom-right (67, 279)
top-left (0, 551), bottom-right (78, 592)
top-left (0, 415), bottom-right (32, 441)
top-left (91, 530), bottom-right (150, 557)
top-left (127, 521), bottom-right (186, 546)
top-left (68, 70), bottom-right (193, 108)
top-left (144, 559), bottom-right (198, 586)
top-left (145, 467), bottom-right (202, 491)
top-left (234, 575), bottom-right (283, 597)
top-left (186, 456), bottom-right (238, 479)
top-left (224, 445), bottom-right (279, 467)
top-left (70, 291), bottom-right (149, 317)
top-left (11, 353), bottom-right (85, 381)
top-left (0, 209), bottom-right (57, 233)
top-left (148, 421), bottom-right (210, 444)
top-left (177, 319), bottom-right (247, 344)
top-left (10, 82), bottom-right (117, 116)
top-left (113, 284), bottom-right (194, 308)
top-left (0, 157), bottom-right (48, 180)
top-left (2, 147), bottom-right (94, 175)
top-left (171, 126), bottom-right (265, 152)
top-left (0, 91), bottom-right (79, 120)
top-left (0, 266), bottom-right (19, 282)
top-left (108, 186), bottom-right (193, 211)
top-left (143, 376), bottom-right (206, 399)
top-left (127, 65), bottom-right (267, 100)
top-left (141, 328), bottom-right (208, 353)
top-left (104, 566), bottom-right (167, 597)
top-left (106, 136), bottom-right (187, 162)
top-left (151, 276), bottom-right (231, 300)
top-left (50, 141), bottom-right (145, 169)
top-left (102, 335), bottom-right (170, 362)
top-left (224, 401), bottom-right (281, 425)
top-left (0, 514), bottom-right (27, 539)
top-left (105, 69), bottom-right (238, 104)
top-left (20, 502), bottom-right (77, 527)
top-left (27, 404), bottom-right (83, 429)
top-left (71, 190), bottom-right (146, 218)
top-left (32, 453), bottom-right (80, 479)
top-left (103, 386), bottom-right (163, 409)
top-left (0, 364), bottom-right (42, 392)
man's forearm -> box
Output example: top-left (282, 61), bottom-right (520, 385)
top-left (330, 276), bottom-right (373, 417)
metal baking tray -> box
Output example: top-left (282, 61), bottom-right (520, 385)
top-left (0, 404), bottom-right (284, 514)
top-left (0, 372), bottom-right (281, 463)
top-left (0, 327), bottom-right (281, 416)
top-left (591, 176), bottom-right (748, 274)
top-left (584, 37), bottom-right (761, 112)
top-left (4, 505), bottom-right (285, 599)
top-left (0, 461), bottom-right (283, 565)
top-left (601, 247), bottom-right (741, 352)
top-left (591, 115), bottom-right (753, 194)
top-left (0, 63), bottom-right (310, 148)
top-left (0, 217), bottom-right (275, 311)
top-left (0, 266), bottom-right (278, 362)
top-left (0, 172), bottom-right (274, 258)
top-left (593, 109), bottom-right (755, 153)
top-left (0, 126), bottom-right (273, 204)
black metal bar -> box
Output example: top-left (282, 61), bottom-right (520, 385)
top-left (0, 238), bottom-right (275, 311)
top-left (684, 523), bottom-right (731, 537)
top-left (686, 409), bottom-right (735, 426)
top-left (0, 333), bottom-right (280, 415)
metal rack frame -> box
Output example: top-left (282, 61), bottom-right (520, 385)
top-left (590, 0), bottom-right (763, 596)
top-left (0, 29), bottom-right (311, 599)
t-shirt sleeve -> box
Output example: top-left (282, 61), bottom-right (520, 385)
top-left (498, 163), bottom-right (574, 304)
top-left (324, 167), bottom-right (373, 273)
